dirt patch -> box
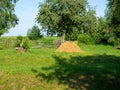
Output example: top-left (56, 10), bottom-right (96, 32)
top-left (56, 41), bottom-right (82, 53)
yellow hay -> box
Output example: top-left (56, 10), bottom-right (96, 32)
top-left (56, 41), bottom-right (82, 52)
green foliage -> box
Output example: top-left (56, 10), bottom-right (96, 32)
top-left (101, 33), bottom-right (111, 44)
top-left (77, 34), bottom-right (94, 45)
top-left (106, 0), bottom-right (120, 38)
top-left (107, 36), bottom-right (115, 45)
top-left (115, 25), bottom-right (120, 38)
top-left (36, 0), bottom-right (88, 41)
top-left (97, 17), bottom-right (107, 32)
top-left (90, 17), bottom-right (107, 44)
top-left (15, 35), bottom-right (23, 47)
top-left (22, 37), bottom-right (31, 51)
top-left (114, 38), bottom-right (120, 46)
top-left (92, 17), bottom-right (116, 44)
top-left (92, 33), bottom-right (102, 44)
top-left (108, 37), bottom-right (120, 46)
top-left (27, 25), bottom-right (42, 40)
top-left (65, 27), bottom-right (79, 41)
top-left (15, 36), bottom-right (31, 51)
top-left (0, 0), bottom-right (18, 36)
top-left (83, 7), bottom-right (97, 36)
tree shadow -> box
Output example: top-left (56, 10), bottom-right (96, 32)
top-left (32, 54), bottom-right (120, 90)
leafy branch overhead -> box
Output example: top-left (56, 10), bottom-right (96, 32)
top-left (106, 0), bottom-right (120, 38)
top-left (36, 0), bottom-right (97, 41)
top-left (0, 0), bottom-right (18, 36)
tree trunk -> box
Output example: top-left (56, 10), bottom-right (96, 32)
top-left (61, 32), bottom-right (65, 43)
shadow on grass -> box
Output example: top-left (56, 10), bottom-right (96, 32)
top-left (32, 54), bottom-right (120, 90)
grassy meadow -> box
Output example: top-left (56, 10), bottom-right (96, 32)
top-left (0, 37), bottom-right (120, 90)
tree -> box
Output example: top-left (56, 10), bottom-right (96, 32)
top-left (82, 7), bottom-right (97, 36)
top-left (64, 6), bottom-right (97, 41)
top-left (36, 0), bottom-right (88, 42)
top-left (106, 0), bottom-right (120, 38)
top-left (0, 0), bottom-right (18, 36)
top-left (97, 17), bottom-right (107, 33)
top-left (27, 25), bottom-right (42, 40)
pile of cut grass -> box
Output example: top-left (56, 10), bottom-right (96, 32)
top-left (56, 41), bottom-right (82, 52)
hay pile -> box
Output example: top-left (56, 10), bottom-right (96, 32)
top-left (56, 41), bottom-right (82, 52)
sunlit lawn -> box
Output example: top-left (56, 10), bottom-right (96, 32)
top-left (0, 44), bottom-right (120, 90)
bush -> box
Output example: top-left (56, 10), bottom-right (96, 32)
top-left (77, 34), bottom-right (94, 44)
top-left (92, 33), bottom-right (102, 44)
top-left (15, 36), bottom-right (23, 47)
top-left (101, 34), bottom-right (111, 44)
top-left (100, 33), bottom-right (120, 46)
top-left (22, 37), bottom-right (31, 51)
top-left (15, 36), bottom-right (31, 51)
top-left (114, 38), bottom-right (120, 46)
top-left (108, 37), bottom-right (120, 46)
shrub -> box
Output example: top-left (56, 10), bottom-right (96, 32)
top-left (101, 34), bottom-right (111, 44)
top-left (15, 36), bottom-right (23, 47)
top-left (22, 37), bottom-right (31, 51)
top-left (108, 37), bottom-right (120, 46)
top-left (77, 34), bottom-right (94, 44)
top-left (114, 38), bottom-right (120, 46)
top-left (15, 36), bottom-right (31, 51)
top-left (92, 33), bottom-right (102, 44)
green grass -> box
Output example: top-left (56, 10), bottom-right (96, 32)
top-left (79, 44), bottom-right (120, 56)
top-left (0, 44), bottom-right (120, 90)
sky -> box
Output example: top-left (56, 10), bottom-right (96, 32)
top-left (3, 0), bottom-right (107, 36)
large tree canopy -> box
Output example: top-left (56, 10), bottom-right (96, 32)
top-left (106, 0), bottom-right (120, 38)
top-left (36, 0), bottom-right (88, 41)
top-left (0, 0), bottom-right (18, 36)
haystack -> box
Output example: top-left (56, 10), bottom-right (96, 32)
top-left (56, 41), bottom-right (82, 52)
